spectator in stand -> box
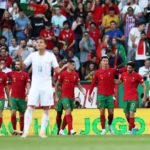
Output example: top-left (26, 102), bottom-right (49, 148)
top-left (0, 59), bottom-right (12, 73)
top-left (0, 11), bottom-right (15, 46)
top-left (74, 2), bottom-right (86, 20)
top-left (58, 21), bottom-right (75, 56)
top-left (102, 7), bottom-right (119, 32)
top-left (9, 38), bottom-right (19, 62)
top-left (53, 46), bottom-right (64, 63)
top-left (139, 59), bottom-right (150, 82)
top-left (135, 31), bottom-right (150, 71)
top-left (15, 40), bottom-right (32, 62)
top-left (8, 2), bottom-right (20, 21)
top-left (85, 11), bottom-right (94, 29)
top-left (0, 47), bottom-right (12, 68)
top-left (105, 21), bottom-right (125, 42)
top-left (84, 62), bottom-right (96, 81)
top-left (67, 50), bottom-right (80, 71)
top-left (0, 36), bottom-right (8, 50)
top-left (89, 22), bottom-right (101, 48)
top-left (40, 22), bottom-right (56, 51)
top-left (103, 0), bottom-right (120, 15)
top-left (79, 31), bottom-right (95, 64)
top-left (84, 0), bottom-right (93, 14)
top-left (123, 7), bottom-right (137, 40)
top-left (15, 10), bottom-right (31, 43)
top-left (127, 21), bottom-right (145, 61)
top-left (91, 0), bottom-right (104, 26)
top-left (72, 16), bottom-right (85, 52)
top-left (30, 14), bottom-right (46, 38)
top-left (51, 6), bottom-right (67, 29)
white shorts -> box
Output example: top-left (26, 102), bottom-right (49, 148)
top-left (27, 86), bottom-right (54, 107)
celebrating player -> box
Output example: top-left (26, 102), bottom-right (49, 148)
top-left (20, 38), bottom-right (67, 138)
top-left (119, 61), bottom-right (146, 134)
top-left (0, 61), bottom-right (10, 136)
top-left (55, 60), bottom-right (85, 135)
top-left (89, 56), bottom-right (118, 135)
top-left (7, 60), bottom-right (30, 135)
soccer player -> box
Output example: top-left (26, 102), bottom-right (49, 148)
top-left (119, 61), bottom-right (146, 134)
top-left (88, 56), bottom-right (118, 135)
top-left (0, 62), bottom-right (10, 136)
top-left (7, 60), bottom-right (30, 135)
top-left (20, 38), bottom-right (67, 138)
top-left (55, 60), bottom-right (85, 135)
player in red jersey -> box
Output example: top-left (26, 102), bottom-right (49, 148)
top-left (89, 56), bottom-right (119, 135)
top-left (0, 61), bottom-right (10, 136)
top-left (7, 60), bottom-right (30, 135)
top-left (55, 60), bottom-right (85, 135)
top-left (119, 61), bottom-right (146, 135)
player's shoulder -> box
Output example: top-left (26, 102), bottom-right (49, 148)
top-left (21, 71), bottom-right (29, 76)
top-left (0, 71), bottom-right (7, 78)
top-left (73, 71), bottom-right (79, 76)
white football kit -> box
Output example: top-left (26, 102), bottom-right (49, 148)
top-left (24, 51), bottom-right (59, 107)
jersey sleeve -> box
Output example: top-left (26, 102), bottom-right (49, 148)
top-left (89, 71), bottom-right (98, 95)
top-left (120, 73), bottom-right (124, 82)
top-left (24, 53), bottom-right (33, 68)
top-left (51, 53), bottom-right (59, 69)
top-left (137, 74), bottom-right (144, 84)
top-left (58, 72), bottom-right (64, 83)
top-left (25, 73), bottom-right (31, 84)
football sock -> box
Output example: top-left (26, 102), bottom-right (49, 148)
top-left (56, 111), bottom-right (62, 134)
top-left (11, 115), bottom-right (17, 131)
top-left (129, 117), bottom-right (135, 131)
top-left (61, 116), bottom-right (67, 130)
top-left (108, 114), bottom-right (114, 126)
top-left (40, 110), bottom-right (49, 133)
top-left (0, 117), bottom-right (2, 128)
top-left (100, 115), bottom-right (106, 129)
top-left (20, 115), bottom-right (24, 132)
top-left (66, 114), bottom-right (73, 134)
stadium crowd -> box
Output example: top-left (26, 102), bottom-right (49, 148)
top-left (0, 0), bottom-right (149, 80)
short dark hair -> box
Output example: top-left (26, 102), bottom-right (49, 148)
top-left (109, 7), bottom-right (115, 11)
top-left (101, 56), bottom-right (109, 61)
top-left (110, 20), bottom-right (117, 24)
top-left (127, 61), bottom-right (135, 68)
top-left (68, 59), bottom-right (75, 64)
top-left (63, 20), bottom-right (69, 26)
top-left (36, 37), bottom-right (47, 44)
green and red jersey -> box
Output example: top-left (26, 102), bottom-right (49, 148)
top-left (0, 72), bottom-right (7, 100)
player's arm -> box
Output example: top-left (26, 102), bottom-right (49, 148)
top-left (141, 82), bottom-right (147, 102)
top-left (5, 85), bottom-right (10, 107)
top-left (55, 80), bottom-right (61, 103)
top-left (54, 63), bottom-right (68, 74)
top-left (77, 81), bottom-right (86, 95)
top-left (88, 72), bottom-right (98, 102)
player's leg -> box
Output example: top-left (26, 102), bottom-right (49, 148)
top-left (107, 96), bottom-right (115, 134)
top-left (124, 101), bottom-right (130, 123)
top-left (97, 94), bottom-right (106, 135)
top-left (10, 98), bottom-right (18, 135)
top-left (21, 87), bottom-right (39, 138)
top-left (55, 97), bottom-right (63, 135)
top-left (60, 98), bottom-right (75, 135)
top-left (18, 99), bottom-right (27, 134)
top-left (0, 99), bottom-right (5, 133)
top-left (39, 106), bottom-right (49, 138)
top-left (129, 101), bottom-right (137, 134)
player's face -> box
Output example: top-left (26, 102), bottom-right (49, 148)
top-left (127, 65), bottom-right (134, 74)
top-left (15, 61), bottom-right (21, 71)
top-left (69, 62), bottom-right (76, 71)
top-left (101, 58), bottom-right (109, 68)
top-left (36, 39), bottom-right (47, 51)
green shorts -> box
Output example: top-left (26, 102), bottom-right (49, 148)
top-left (10, 98), bottom-right (27, 113)
top-left (0, 99), bottom-right (5, 110)
top-left (97, 94), bottom-right (114, 109)
top-left (62, 98), bottom-right (74, 111)
top-left (124, 100), bottom-right (137, 114)
top-left (55, 91), bottom-right (64, 112)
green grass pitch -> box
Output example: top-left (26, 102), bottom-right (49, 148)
top-left (0, 135), bottom-right (150, 150)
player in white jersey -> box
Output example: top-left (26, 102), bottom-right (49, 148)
top-left (21, 38), bottom-right (67, 138)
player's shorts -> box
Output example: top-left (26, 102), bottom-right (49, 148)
top-left (0, 99), bottom-right (5, 110)
top-left (97, 94), bottom-right (114, 109)
top-left (28, 86), bottom-right (54, 107)
top-left (62, 98), bottom-right (74, 111)
top-left (124, 100), bottom-right (137, 114)
top-left (10, 98), bottom-right (27, 113)
top-left (55, 91), bottom-right (63, 112)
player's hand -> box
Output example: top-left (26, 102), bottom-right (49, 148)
top-left (81, 89), bottom-right (86, 96)
top-left (25, 95), bottom-right (28, 102)
top-left (55, 96), bottom-right (59, 103)
top-left (142, 97), bottom-right (146, 103)
top-left (8, 99), bottom-right (11, 108)
top-left (88, 95), bottom-right (93, 103)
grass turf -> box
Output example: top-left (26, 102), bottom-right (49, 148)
top-left (0, 135), bottom-right (150, 150)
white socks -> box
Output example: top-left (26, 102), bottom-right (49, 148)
top-left (40, 110), bottom-right (49, 134)
top-left (23, 107), bottom-right (34, 134)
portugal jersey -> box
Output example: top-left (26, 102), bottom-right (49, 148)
top-left (0, 72), bottom-right (7, 100)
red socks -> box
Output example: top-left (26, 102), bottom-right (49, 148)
top-left (11, 115), bottom-right (16, 131)
top-left (56, 112), bottom-right (62, 134)
top-left (129, 118), bottom-right (135, 131)
top-left (0, 117), bottom-right (2, 128)
top-left (100, 115), bottom-right (106, 129)
top-left (61, 116), bottom-right (67, 130)
top-left (65, 114), bottom-right (73, 134)
top-left (126, 116), bottom-right (130, 124)
top-left (108, 114), bottom-right (113, 126)
top-left (20, 115), bottom-right (24, 132)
